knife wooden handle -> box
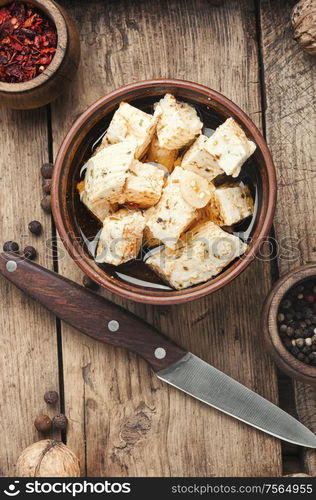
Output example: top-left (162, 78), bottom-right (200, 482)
top-left (0, 252), bottom-right (186, 371)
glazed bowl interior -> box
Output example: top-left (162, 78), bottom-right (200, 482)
top-left (52, 80), bottom-right (276, 304)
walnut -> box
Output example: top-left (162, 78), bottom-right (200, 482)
top-left (291, 0), bottom-right (316, 55)
top-left (16, 440), bottom-right (80, 477)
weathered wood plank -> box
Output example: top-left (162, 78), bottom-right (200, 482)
top-left (51, 0), bottom-right (281, 476)
top-left (260, 0), bottom-right (316, 476)
top-left (0, 108), bottom-right (60, 476)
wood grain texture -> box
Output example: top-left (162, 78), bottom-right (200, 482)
top-left (295, 382), bottom-right (316, 474)
top-left (0, 107), bottom-right (60, 476)
top-left (260, 0), bottom-right (316, 476)
top-left (0, 253), bottom-right (186, 371)
top-left (50, 0), bottom-right (281, 476)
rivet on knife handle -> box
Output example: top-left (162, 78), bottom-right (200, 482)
top-left (0, 252), bottom-right (186, 371)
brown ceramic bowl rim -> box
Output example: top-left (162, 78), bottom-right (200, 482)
top-left (52, 78), bottom-right (277, 304)
top-left (0, 0), bottom-right (67, 93)
top-left (263, 263), bottom-right (316, 381)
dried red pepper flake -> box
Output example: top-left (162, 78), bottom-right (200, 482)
top-left (0, 2), bottom-right (57, 83)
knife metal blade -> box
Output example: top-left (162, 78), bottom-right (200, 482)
top-left (157, 352), bottom-right (316, 448)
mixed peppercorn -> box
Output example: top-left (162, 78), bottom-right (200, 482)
top-left (2, 162), bottom-right (55, 256)
top-left (41, 162), bottom-right (52, 212)
top-left (34, 390), bottom-right (68, 434)
top-left (2, 160), bottom-right (101, 293)
top-left (0, 2), bottom-right (57, 83)
top-left (278, 280), bottom-right (316, 366)
top-left (3, 218), bottom-right (42, 260)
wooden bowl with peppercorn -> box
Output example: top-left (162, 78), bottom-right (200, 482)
top-left (262, 263), bottom-right (316, 385)
top-left (52, 79), bottom-right (277, 305)
top-left (0, 0), bottom-right (80, 109)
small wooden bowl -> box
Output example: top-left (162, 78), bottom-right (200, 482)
top-left (0, 0), bottom-right (80, 109)
top-left (52, 79), bottom-right (277, 305)
top-left (262, 263), bottom-right (316, 385)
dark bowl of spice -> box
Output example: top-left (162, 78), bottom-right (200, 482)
top-left (262, 263), bottom-right (316, 386)
top-left (0, 0), bottom-right (80, 109)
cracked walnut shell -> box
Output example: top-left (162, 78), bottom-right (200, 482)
top-left (16, 440), bottom-right (80, 477)
top-left (291, 0), bottom-right (316, 55)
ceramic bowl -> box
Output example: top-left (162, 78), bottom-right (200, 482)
top-left (52, 79), bottom-right (277, 304)
top-left (0, 0), bottom-right (80, 109)
top-left (262, 263), bottom-right (316, 385)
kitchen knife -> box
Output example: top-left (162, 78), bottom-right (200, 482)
top-left (1, 251), bottom-right (316, 449)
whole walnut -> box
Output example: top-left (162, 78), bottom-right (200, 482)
top-left (16, 440), bottom-right (80, 477)
top-left (291, 0), bottom-right (316, 55)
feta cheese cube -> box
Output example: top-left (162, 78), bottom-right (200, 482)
top-left (145, 166), bottom-right (199, 249)
top-left (204, 118), bottom-right (256, 178)
top-left (77, 180), bottom-right (115, 221)
top-left (124, 161), bottom-right (165, 208)
top-left (154, 94), bottom-right (203, 150)
top-left (96, 209), bottom-right (145, 266)
top-left (213, 183), bottom-right (254, 226)
top-left (146, 221), bottom-right (248, 289)
top-left (84, 139), bottom-right (136, 205)
top-left (100, 102), bottom-right (157, 159)
top-left (199, 183), bottom-right (254, 226)
top-left (145, 135), bottom-right (178, 172)
top-left (181, 135), bottom-right (224, 180)
top-left (142, 207), bottom-right (161, 247)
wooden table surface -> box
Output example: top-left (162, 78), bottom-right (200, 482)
top-left (1, 0), bottom-right (315, 477)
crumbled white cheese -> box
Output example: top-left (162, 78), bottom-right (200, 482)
top-left (145, 166), bottom-right (199, 249)
top-left (154, 94), bottom-right (203, 150)
top-left (213, 183), bottom-right (254, 226)
top-left (181, 135), bottom-right (224, 180)
top-left (84, 139), bottom-right (137, 205)
top-left (124, 161), bottom-right (165, 208)
top-left (146, 221), bottom-right (248, 289)
top-left (199, 183), bottom-right (254, 226)
top-left (204, 118), bottom-right (256, 177)
top-left (96, 208), bottom-right (145, 266)
top-left (99, 102), bottom-right (157, 158)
